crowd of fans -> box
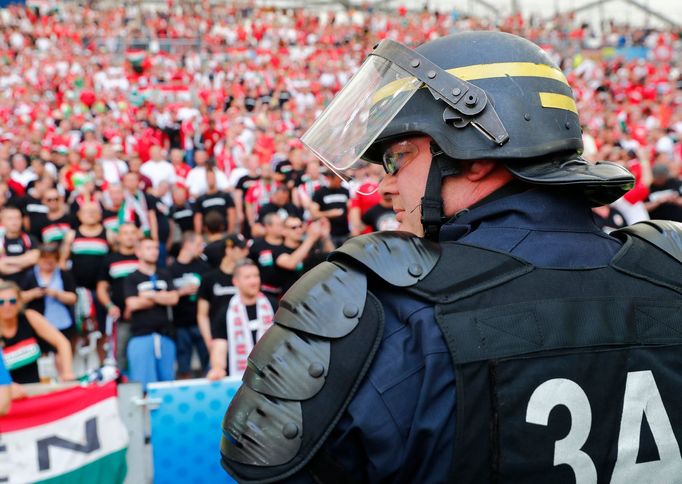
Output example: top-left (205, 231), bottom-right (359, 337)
top-left (0, 2), bottom-right (680, 392)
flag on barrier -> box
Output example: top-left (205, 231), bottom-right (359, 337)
top-left (0, 382), bottom-right (128, 484)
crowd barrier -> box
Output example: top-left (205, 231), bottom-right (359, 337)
top-left (147, 378), bottom-right (240, 484)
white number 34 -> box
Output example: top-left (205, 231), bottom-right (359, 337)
top-left (526, 371), bottom-right (682, 484)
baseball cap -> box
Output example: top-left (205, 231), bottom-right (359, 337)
top-left (225, 233), bottom-right (247, 249)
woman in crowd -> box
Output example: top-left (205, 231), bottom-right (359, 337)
top-left (20, 243), bottom-right (78, 349)
top-left (0, 279), bottom-right (74, 384)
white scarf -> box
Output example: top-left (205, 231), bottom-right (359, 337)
top-left (226, 292), bottom-right (274, 377)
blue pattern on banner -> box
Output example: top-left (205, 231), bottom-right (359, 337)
top-left (148, 378), bottom-right (241, 484)
top-left (615, 46), bottom-right (649, 60)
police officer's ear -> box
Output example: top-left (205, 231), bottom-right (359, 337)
top-left (463, 159), bottom-right (502, 182)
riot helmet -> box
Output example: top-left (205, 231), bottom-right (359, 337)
top-left (302, 31), bottom-right (634, 239)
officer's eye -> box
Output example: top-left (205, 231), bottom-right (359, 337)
top-left (382, 143), bottom-right (419, 175)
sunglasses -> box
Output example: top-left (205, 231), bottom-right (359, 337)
top-left (0, 298), bottom-right (17, 306)
top-left (382, 141), bottom-right (443, 176)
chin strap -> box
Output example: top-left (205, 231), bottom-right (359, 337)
top-left (420, 149), bottom-right (461, 241)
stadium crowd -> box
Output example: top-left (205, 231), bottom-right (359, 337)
top-left (0, 1), bottom-right (680, 391)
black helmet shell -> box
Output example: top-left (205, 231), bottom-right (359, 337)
top-left (364, 31), bottom-right (582, 162)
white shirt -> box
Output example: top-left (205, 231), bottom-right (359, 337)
top-left (100, 159), bottom-right (129, 184)
top-left (140, 159), bottom-right (176, 188)
top-left (185, 166), bottom-right (230, 198)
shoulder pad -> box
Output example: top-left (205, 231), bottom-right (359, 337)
top-left (330, 231), bottom-right (440, 287)
top-left (276, 261), bottom-right (366, 338)
top-left (221, 259), bottom-right (385, 482)
top-left (611, 220), bottom-right (682, 294)
top-left (612, 220), bottom-right (682, 264)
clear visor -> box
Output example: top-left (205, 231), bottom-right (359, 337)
top-left (301, 55), bottom-right (422, 194)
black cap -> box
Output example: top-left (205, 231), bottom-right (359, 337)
top-left (225, 233), bottom-right (247, 249)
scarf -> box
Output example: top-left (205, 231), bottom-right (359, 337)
top-left (119, 189), bottom-right (150, 236)
top-left (226, 292), bottom-right (274, 377)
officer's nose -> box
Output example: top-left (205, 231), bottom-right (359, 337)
top-left (378, 172), bottom-right (396, 198)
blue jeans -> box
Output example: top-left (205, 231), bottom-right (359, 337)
top-left (175, 326), bottom-right (209, 374)
top-left (127, 333), bottom-right (176, 390)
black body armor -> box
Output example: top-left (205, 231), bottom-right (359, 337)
top-left (221, 221), bottom-right (682, 483)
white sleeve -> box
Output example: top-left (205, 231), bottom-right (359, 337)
top-left (217, 170), bottom-right (230, 190)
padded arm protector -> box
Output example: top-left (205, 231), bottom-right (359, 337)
top-left (220, 232), bottom-right (440, 483)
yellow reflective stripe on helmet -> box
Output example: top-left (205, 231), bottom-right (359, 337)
top-left (538, 92), bottom-right (578, 114)
top-left (372, 77), bottom-right (419, 105)
top-left (372, 61), bottom-right (570, 105)
top-left (446, 62), bottom-right (569, 85)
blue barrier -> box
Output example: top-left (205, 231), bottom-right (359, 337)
top-left (147, 378), bottom-right (242, 484)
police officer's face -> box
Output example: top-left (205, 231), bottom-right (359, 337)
top-left (378, 136), bottom-right (434, 236)
top-left (378, 136), bottom-right (511, 237)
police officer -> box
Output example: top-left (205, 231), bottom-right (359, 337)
top-left (220, 31), bottom-right (682, 483)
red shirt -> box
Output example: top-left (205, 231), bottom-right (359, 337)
top-left (245, 180), bottom-right (279, 212)
top-left (623, 161), bottom-right (650, 204)
top-left (173, 163), bottom-right (191, 181)
top-left (201, 128), bottom-right (222, 156)
top-left (351, 182), bottom-right (382, 234)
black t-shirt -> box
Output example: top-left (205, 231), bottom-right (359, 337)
top-left (36, 213), bottom-right (73, 244)
top-left (248, 237), bottom-right (288, 296)
top-left (362, 204), bottom-right (399, 232)
top-left (244, 96), bottom-right (257, 112)
top-left (97, 252), bottom-right (140, 311)
top-left (275, 244), bottom-right (305, 295)
top-left (235, 174), bottom-right (260, 238)
top-left (277, 90), bottom-right (291, 107)
top-left (102, 207), bottom-right (140, 233)
top-left (312, 186), bottom-right (350, 236)
top-left (203, 238), bottom-right (227, 268)
top-left (275, 160), bottom-right (304, 186)
top-left (69, 227), bottom-right (110, 289)
top-left (259, 91), bottom-right (273, 105)
top-left (0, 313), bottom-right (41, 384)
top-left (195, 191), bottom-right (235, 229)
top-left (198, 268), bottom-right (237, 323)
top-left (210, 295), bottom-right (279, 343)
top-left (169, 202), bottom-right (196, 233)
top-left (647, 179), bottom-right (682, 222)
top-left (123, 269), bottom-right (175, 337)
top-left (0, 233), bottom-right (39, 284)
top-left (150, 194), bottom-right (171, 243)
top-left (19, 195), bottom-right (48, 239)
top-left (257, 202), bottom-right (303, 224)
top-left (168, 258), bottom-right (211, 327)
top-left (235, 174), bottom-right (260, 195)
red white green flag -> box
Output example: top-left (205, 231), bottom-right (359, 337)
top-left (0, 382), bottom-right (128, 483)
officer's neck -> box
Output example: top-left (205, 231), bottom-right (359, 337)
top-left (464, 180), bottom-right (530, 214)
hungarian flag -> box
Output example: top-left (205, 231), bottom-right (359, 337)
top-left (0, 382), bottom-right (128, 483)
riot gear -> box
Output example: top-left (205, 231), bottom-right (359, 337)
top-left (302, 31), bottom-right (634, 238)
